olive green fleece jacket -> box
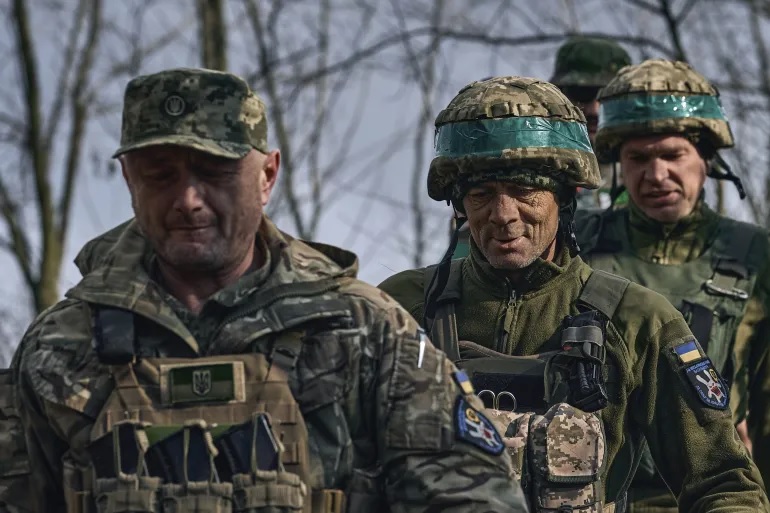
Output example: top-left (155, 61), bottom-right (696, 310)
top-left (576, 200), bottom-right (770, 488)
top-left (379, 241), bottom-right (769, 512)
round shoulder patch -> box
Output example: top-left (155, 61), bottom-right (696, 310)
top-left (454, 396), bottom-right (505, 455)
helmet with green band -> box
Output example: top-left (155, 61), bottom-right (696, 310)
top-left (427, 76), bottom-right (602, 202)
top-left (595, 59), bottom-right (734, 163)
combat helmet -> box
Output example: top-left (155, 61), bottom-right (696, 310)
top-left (595, 59), bottom-right (734, 163)
top-left (427, 76), bottom-right (601, 205)
top-left (550, 37), bottom-right (632, 88)
top-left (595, 59), bottom-right (743, 197)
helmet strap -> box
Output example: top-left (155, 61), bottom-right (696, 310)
top-left (609, 162), bottom-right (626, 206)
top-left (708, 152), bottom-right (746, 199)
top-left (423, 213), bottom-right (466, 332)
top-left (559, 195), bottom-right (580, 256)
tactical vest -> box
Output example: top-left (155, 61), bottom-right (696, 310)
top-left (577, 208), bottom-right (760, 384)
top-left (575, 208), bottom-right (763, 491)
top-left (62, 307), bottom-right (362, 513)
top-left (423, 261), bottom-right (640, 513)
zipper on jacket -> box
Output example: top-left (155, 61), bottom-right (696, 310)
top-left (496, 280), bottom-right (517, 353)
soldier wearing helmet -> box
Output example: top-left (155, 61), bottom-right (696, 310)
top-left (5, 68), bottom-right (528, 512)
top-left (379, 75), bottom-right (769, 512)
top-left (575, 59), bottom-right (770, 511)
top-left (551, 37), bottom-right (632, 210)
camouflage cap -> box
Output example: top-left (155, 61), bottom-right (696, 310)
top-left (427, 76), bottom-right (602, 202)
top-left (550, 37), bottom-right (631, 88)
top-left (595, 59), bottom-right (734, 163)
top-left (112, 68), bottom-right (268, 159)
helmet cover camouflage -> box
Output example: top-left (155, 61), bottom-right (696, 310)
top-left (550, 37), bottom-right (631, 88)
top-left (595, 59), bottom-right (734, 163)
top-left (113, 67), bottom-right (268, 159)
top-left (427, 76), bottom-right (602, 202)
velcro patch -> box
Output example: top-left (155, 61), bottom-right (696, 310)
top-left (454, 396), bottom-right (504, 455)
top-left (673, 339), bottom-right (705, 364)
top-left (684, 359), bottom-right (729, 410)
top-left (452, 369), bottom-right (475, 395)
top-left (159, 362), bottom-right (245, 406)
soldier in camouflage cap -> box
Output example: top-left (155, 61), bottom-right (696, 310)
top-left (6, 68), bottom-right (528, 512)
top-left (380, 75), bottom-right (769, 512)
top-left (576, 59), bottom-right (770, 512)
top-left (549, 36), bottom-right (632, 209)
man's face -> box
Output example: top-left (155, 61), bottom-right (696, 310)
top-left (121, 145), bottom-right (279, 273)
top-left (462, 181), bottom-right (560, 270)
top-left (620, 134), bottom-right (706, 223)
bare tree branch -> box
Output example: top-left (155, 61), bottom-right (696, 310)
top-left (59, 0), bottom-right (102, 246)
top-left (43, 0), bottom-right (88, 149)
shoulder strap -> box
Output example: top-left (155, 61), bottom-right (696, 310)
top-left (423, 259), bottom-right (464, 361)
top-left (575, 208), bottom-right (625, 257)
top-left (706, 218), bottom-right (760, 299)
top-left (92, 307), bottom-right (137, 364)
top-left (578, 270), bottom-right (631, 321)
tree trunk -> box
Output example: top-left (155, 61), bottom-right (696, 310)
top-left (197, 0), bottom-right (227, 70)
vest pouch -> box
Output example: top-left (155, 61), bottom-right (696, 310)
top-left (483, 409), bottom-right (534, 481)
top-left (528, 403), bottom-right (606, 512)
top-left (94, 475), bottom-right (162, 513)
top-left (64, 459), bottom-right (95, 513)
top-left (160, 481), bottom-right (233, 513)
top-left (231, 470), bottom-right (306, 512)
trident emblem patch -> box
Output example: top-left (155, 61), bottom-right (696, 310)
top-left (192, 369), bottom-right (212, 397)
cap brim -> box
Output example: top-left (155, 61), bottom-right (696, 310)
top-left (112, 135), bottom-right (252, 159)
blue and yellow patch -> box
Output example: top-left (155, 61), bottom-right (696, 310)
top-left (454, 396), bottom-right (504, 455)
top-left (452, 369), bottom-right (475, 395)
top-left (684, 359), bottom-right (729, 410)
top-left (673, 340), bottom-right (704, 364)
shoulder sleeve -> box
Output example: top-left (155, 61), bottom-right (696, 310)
top-left (363, 300), bottom-right (527, 512)
top-left (377, 269), bottom-right (426, 322)
top-left (14, 300), bottom-right (95, 512)
top-left (740, 234), bottom-right (770, 486)
top-left (0, 368), bottom-right (34, 513)
top-left (620, 284), bottom-right (769, 512)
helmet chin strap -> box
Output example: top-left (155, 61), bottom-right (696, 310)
top-left (423, 209), bottom-right (466, 331)
top-left (559, 195), bottom-right (580, 255)
top-left (708, 152), bottom-right (746, 199)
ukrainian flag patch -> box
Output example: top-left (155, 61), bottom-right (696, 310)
top-left (452, 369), bottom-right (475, 395)
top-left (673, 340), bottom-right (704, 364)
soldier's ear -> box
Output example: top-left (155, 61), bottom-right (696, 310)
top-left (260, 149), bottom-right (280, 206)
top-left (119, 155), bottom-right (135, 194)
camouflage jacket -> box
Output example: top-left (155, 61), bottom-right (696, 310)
top-left (575, 200), bottom-right (770, 487)
top-left (379, 240), bottom-right (769, 512)
top-left (11, 218), bottom-right (526, 512)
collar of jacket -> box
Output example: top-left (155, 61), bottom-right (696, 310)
top-left (627, 197), bottom-right (720, 262)
top-left (465, 235), bottom-right (571, 299)
top-left (65, 217), bottom-right (359, 351)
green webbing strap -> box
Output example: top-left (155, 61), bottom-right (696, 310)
top-left (707, 220), bottom-right (754, 300)
top-left (578, 270), bottom-right (630, 321)
top-left (598, 94), bottom-right (728, 129)
top-left (434, 116), bottom-right (592, 158)
top-left (269, 332), bottom-right (304, 374)
top-left (423, 260), bottom-right (464, 362)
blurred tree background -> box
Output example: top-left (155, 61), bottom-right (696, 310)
top-left (0, 0), bottom-right (767, 364)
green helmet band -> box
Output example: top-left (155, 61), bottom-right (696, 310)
top-left (599, 94), bottom-right (728, 130)
top-left (435, 116), bottom-right (593, 158)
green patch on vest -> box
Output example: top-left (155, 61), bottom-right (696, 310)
top-left (164, 362), bottom-right (237, 405)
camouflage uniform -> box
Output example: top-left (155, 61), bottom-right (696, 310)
top-left (550, 37), bottom-right (632, 210)
top-left (379, 76), bottom-right (769, 512)
top-left (575, 59), bottom-right (770, 512)
top-left (7, 68), bottom-right (526, 512)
